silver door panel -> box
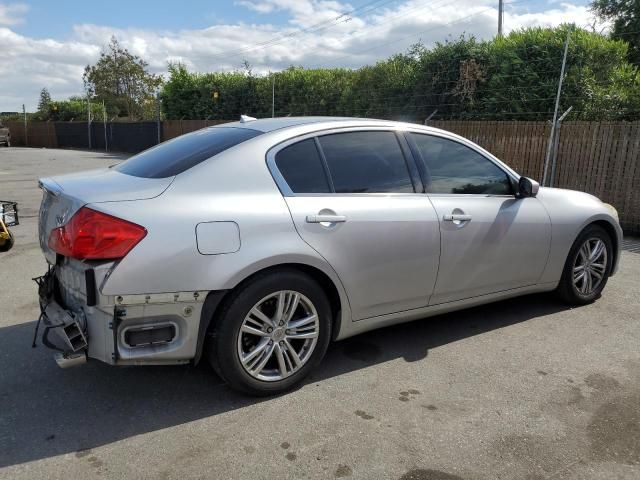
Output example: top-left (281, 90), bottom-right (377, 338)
top-left (428, 195), bottom-right (551, 304)
top-left (285, 194), bottom-right (440, 320)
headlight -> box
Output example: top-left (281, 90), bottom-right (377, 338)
top-left (604, 203), bottom-right (619, 222)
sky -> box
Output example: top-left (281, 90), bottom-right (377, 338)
top-left (0, 0), bottom-right (603, 112)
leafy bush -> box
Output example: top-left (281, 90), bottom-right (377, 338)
top-left (161, 26), bottom-right (640, 121)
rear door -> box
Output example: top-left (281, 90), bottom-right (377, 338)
top-left (407, 132), bottom-right (551, 305)
top-left (269, 129), bottom-right (441, 321)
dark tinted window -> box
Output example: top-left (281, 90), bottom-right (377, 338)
top-left (275, 139), bottom-right (331, 193)
top-left (410, 134), bottom-right (511, 195)
top-left (115, 127), bottom-right (262, 178)
top-left (318, 131), bottom-right (413, 193)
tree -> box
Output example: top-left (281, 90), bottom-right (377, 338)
top-left (592, 0), bottom-right (640, 64)
top-left (37, 88), bottom-right (52, 114)
top-left (83, 37), bottom-right (163, 119)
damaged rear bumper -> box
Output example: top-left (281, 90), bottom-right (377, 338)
top-left (34, 264), bottom-right (209, 368)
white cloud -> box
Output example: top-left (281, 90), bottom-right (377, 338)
top-left (1, 0), bottom-right (606, 111)
top-left (507, 2), bottom-right (597, 30)
top-left (0, 2), bottom-right (28, 26)
top-left (235, 1), bottom-right (276, 14)
top-left (236, 0), bottom-right (321, 17)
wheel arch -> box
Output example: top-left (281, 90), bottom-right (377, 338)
top-left (193, 261), bottom-right (349, 365)
top-left (588, 219), bottom-right (620, 276)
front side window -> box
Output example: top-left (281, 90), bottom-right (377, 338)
top-left (116, 127), bottom-right (262, 178)
top-left (317, 131), bottom-right (414, 194)
top-left (410, 133), bottom-right (511, 195)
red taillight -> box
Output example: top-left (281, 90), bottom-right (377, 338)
top-left (48, 207), bottom-right (147, 260)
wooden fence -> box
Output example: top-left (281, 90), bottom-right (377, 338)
top-left (430, 121), bottom-right (640, 235)
top-left (3, 119), bottom-right (639, 234)
top-left (5, 120), bottom-right (58, 148)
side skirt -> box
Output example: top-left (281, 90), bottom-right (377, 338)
top-left (334, 282), bottom-right (558, 341)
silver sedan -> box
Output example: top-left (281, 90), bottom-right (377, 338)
top-left (36, 117), bottom-right (622, 395)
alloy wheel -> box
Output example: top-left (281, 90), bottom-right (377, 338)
top-left (237, 290), bottom-right (319, 381)
top-left (572, 237), bottom-right (608, 296)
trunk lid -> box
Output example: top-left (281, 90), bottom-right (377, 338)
top-left (39, 169), bottom-right (172, 263)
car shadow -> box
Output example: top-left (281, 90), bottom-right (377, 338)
top-left (0, 292), bottom-right (568, 468)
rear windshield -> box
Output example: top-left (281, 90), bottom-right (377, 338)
top-left (115, 127), bottom-right (262, 178)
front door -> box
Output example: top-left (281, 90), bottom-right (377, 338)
top-left (407, 132), bottom-right (551, 305)
top-left (269, 130), bottom-right (441, 320)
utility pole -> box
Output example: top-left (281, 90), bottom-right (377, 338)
top-left (271, 74), bottom-right (275, 118)
top-left (22, 104), bottom-right (27, 147)
top-left (498, 0), bottom-right (504, 37)
top-left (543, 26), bottom-right (572, 187)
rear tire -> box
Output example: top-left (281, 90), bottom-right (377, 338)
top-left (207, 269), bottom-right (331, 396)
top-left (556, 225), bottom-right (612, 305)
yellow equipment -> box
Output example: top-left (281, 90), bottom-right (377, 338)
top-left (0, 200), bottom-right (18, 252)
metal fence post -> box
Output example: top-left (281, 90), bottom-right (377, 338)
top-left (156, 94), bottom-right (161, 144)
top-left (549, 106), bottom-right (573, 188)
top-left (87, 96), bottom-right (92, 150)
top-left (23, 104), bottom-right (28, 147)
top-left (543, 26), bottom-right (572, 186)
top-left (424, 110), bottom-right (438, 126)
top-left (103, 101), bottom-right (108, 152)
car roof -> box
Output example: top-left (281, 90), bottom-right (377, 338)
top-left (219, 116), bottom-right (397, 133)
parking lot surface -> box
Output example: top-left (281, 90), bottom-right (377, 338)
top-left (1, 147), bottom-right (639, 480)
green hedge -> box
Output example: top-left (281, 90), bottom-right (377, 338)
top-left (161, 26), bottom-right (640, 122)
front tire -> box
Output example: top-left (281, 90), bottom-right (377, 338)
top-left (208, 269), bottom-right (332, 396)
top-left (557, 225), bottom-right (613, 305)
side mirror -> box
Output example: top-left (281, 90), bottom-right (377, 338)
top-left (517, 177), bottom-right (539, 198)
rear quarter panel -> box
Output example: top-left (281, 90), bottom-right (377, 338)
top-left (93, 133), bottom-right (352, 320)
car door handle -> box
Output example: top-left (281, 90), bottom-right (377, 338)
top-left (443, 214), bottom-right (472, 222)
top-left (306, 214), bottom-right (347, 223)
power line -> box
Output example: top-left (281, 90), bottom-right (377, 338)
top-left (207, 0), bottom-right (498, 68)
top-left (302, 5), bottom-right (496, 69)
top-left (203, 0), bottom-right (401, 62)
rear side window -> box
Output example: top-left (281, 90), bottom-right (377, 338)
top-left (410, 133), bottom-right (512, 195)
top-left (275, 139), bottom-right (331, 193)
top-left (115, 127), bottom-right (262, 178)
top-left (317, 131), bottom-right (414, 193)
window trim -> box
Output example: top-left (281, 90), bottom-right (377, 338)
top-left (402, 130), bottom-right (518, 197)
top-left (271, 137), bottom-right (332, 195)
top-left (267, 126), bottom-right (423, 197)
top-left (313, 137), bottom-right (336, 193)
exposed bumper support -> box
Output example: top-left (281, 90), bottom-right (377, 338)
top-left (54, 351), bottom-right (87, 368)
top-left (34, 266), bottom-right (212, 368)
